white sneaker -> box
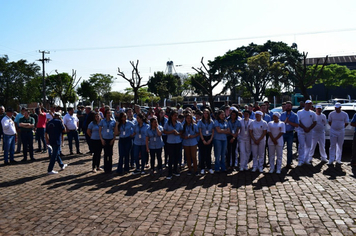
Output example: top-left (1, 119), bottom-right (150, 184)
top-left (200, 169), bottom-right (205, 175)
top-left (252, 167), bottom-right (257, 172)
top-left (48, 170), bottom-right (58, 175)
top-left (276, 170), bottom-right (281, 174)
top-left (209, 169), bottom-right (214, 174)
top-left (61, 164), bottom-right (68, 170)
top-left (269, 169), bottom-right (274, 173)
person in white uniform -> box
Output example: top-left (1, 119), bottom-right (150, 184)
top-left (309, 105), bottom-right (328, 163)
top-left (249, 111), bottom-right (267, 173)
top-left (296, 100), bottom-right (317, 166)
top-left (267, 112), bottom-right (285, 174)
top-left (238, 110), bottom-right (253, 171)
top-left (328, 102), bottom-right (349, 165)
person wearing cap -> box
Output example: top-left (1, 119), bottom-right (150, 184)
top-left (45, 112), bottom-right (68, 174)
top-left (239, 110), bottom-right (253, 171)
top-left (267, 112), bottom-right (285, 174)
top-left (296, 100), bottom-right (317, 166)
top-left (63, 107), bottom-right (82, 155)
top-left (249, 110), bottom-right (268, 173)
top-left (328, 102), bottom-right (349, 165)
top-left (19, 109), bottom-right (35, 162)
top-left (2, 108), bottom-right (17, 165)
top-left (308, 105), bottom-right (328, 163)
top-left (280, 101), bottom-right (299, 168)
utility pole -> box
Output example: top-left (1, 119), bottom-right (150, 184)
top-left (38, 50), bottom-right (50, 107)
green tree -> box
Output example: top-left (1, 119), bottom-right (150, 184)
top-left (317, 64), bottom-right (356, 87)
top-left (0, 55), bottom-right (41, 108)
top-left (243, 51), bottom-right (288, 101)
top-left (105, 91), bottom-right (134, 105)
top-left (77, 73), bottom-right (115, 103)
top-left (209, 40), bottom-right (300, 102)
top-left (147, 71), bottom-right (181, 99)
top-left (47, 70), bottom-right (81, 112)
top-left (291, 52), bottom-right (328, 99)
top-left (77, 80), bottom-right (97, 102)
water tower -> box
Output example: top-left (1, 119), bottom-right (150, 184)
top-left (165, 61), bottom-right (176, 75)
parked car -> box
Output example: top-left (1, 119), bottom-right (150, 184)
top-left (322, 105), bottom-right (356, 141)
top-left (270, 106), bottom-right (299, 114)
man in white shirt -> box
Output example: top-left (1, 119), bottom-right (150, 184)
top-left (46, 105), bottom-right (56, 122)
top-left (1, 108), bottom-right (17, 165)
top-left (328, 103), bottom-right (349, 165)
top-left (309, 105), bottom-right (328, 163)
top-left (63, 107), bottom-right (81, 155)
top-left (297, 100), bottom-right (317, 166)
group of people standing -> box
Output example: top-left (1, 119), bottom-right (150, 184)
top-left (1, 99), bottom-right (353, 178)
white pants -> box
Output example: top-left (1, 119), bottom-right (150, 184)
top-left (309, 131), bottom-right (327, 161)
top-left (252, 140), bottom-right (265, 169)
top-left (268, 144), bottom-right (283, 171)
top-left (239, 139), bottom-right (251, 170)
top-left (298, 131), bottom-right (313, 164)
top-left (329, 128), bottom-right (345, 163)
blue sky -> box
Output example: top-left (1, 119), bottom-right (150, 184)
top-left (1, 0), bottom-right (356, 93)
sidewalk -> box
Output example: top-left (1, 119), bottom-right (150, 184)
top-left (1, 140), bottom-right (356, 235)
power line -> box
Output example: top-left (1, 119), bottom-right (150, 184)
top-left (48, 28), bottom-right (356, 52)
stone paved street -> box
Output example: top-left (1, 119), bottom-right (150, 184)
top-left (1, 139), bottom-right (356, 235)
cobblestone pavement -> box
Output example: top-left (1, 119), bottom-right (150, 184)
top-left (1, 139), bottom-right (356, 236)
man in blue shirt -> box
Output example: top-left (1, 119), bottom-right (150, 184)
top-left (280, 101), bottom-right (299, 168)
top-left (45, 112), bottom-right (68, 174)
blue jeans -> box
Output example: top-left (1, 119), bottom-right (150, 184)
top-left (117, 137), bottom-right (132, 174)
top-left (67, 130), bottom-right (80, 153)
top-left (283, 131), bottom-right (294, 165)
top-left (36, 128), bottom-right (46, 151)
top-left (3, 134), bottom-right (15, 163)
top-left (47, 144), bottom-right (64, 172)
top-left (213, 139), bottom-right (227, 171)
top-left (133, 144), bottom-right (147, 172)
